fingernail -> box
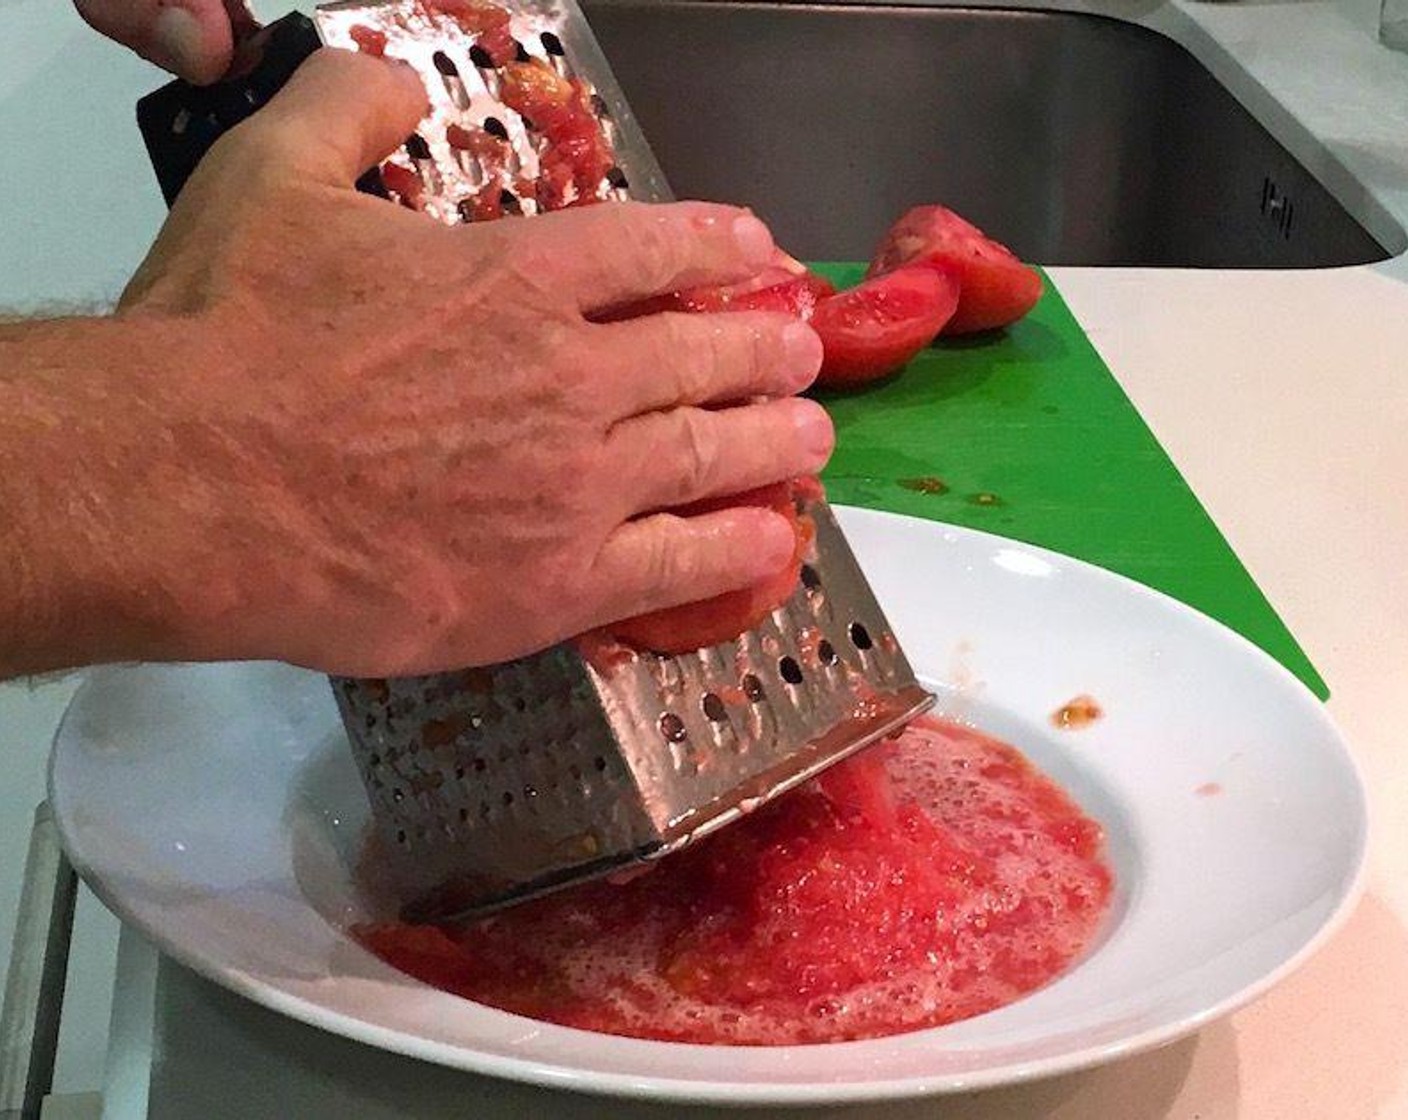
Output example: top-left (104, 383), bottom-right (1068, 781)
top-left (732, 214), bottom-right (775, 268)
top-left (151, 6), bottom-right (210, 82)
top-left (781, 322), bottom-right (824, 388)
top-left (792, 399), bottom-right (836, 463)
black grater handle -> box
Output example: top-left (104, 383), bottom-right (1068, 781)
top-left (136, 11), bottom-right (388, 206)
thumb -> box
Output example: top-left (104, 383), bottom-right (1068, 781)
top-left (74, 0), bottom-right (245, 85)
top-left (248, 48), bottom-right (430, 187)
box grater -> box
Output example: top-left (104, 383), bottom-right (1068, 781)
top-left (137, 0), bottom-right (933, 923)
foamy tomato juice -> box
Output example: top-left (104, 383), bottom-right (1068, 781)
top-left (357, 717), bottom-right (1113, 1045)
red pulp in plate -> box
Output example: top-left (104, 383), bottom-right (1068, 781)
top-left (356, 716), bottom-right (1113, 1045)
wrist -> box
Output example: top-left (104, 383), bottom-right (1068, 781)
top-left (0, 315), bottom-right (217, 676)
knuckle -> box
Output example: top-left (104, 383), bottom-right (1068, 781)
top-left (641, 522), bottom-right (688, 597)
top-left (662, 316), bottom-right (714, 401)
top-left (631, 220), bottom-right (688, 292)
top-left (673, 409), bottom-right (721, 499)
top-left (745, 318), bottom-right (778, 384)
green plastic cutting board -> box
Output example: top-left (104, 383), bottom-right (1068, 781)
top-left (810, 262), bottom-right (1327, 700)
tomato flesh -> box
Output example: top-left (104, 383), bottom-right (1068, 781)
top-left (348, 24), bottom-right (387, 56)
top-left (810, 267), bottom-right (960, 387)
top-left (445, 123), bottom-right (509, 170)
top-left (430, 0), bottom-right (511, 35)
top-left (496, 62), bottom-right (613, 211)
top-left (378, 161), bottom-right (423, 209)
top-left (608, 479), bottom-right (815, 653)
top-left (354, 717), bottom-right (1113, 1045)
top-left (868, 205), bottom-right (1042, 334)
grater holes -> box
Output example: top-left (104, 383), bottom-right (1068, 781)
top-left (658, 712), bottom-right (687, 743)
top-left (468, 44), bottom-right (495, 69)
top-left (701, 693), bottom-right (728, 722)
top-left (396, 829), bottom-right (407, 846)
top-left (433, 51), bottom-right (472, 111)
top-left (606, 167), bottom-right (629, 191)
top-left (458, 806), bottom-right (469, 822)
top-left (800, 564), bottom-right (822, 591)
top-left (849, 622), bottom-right (874, 650)
top-left (500, 188), bottom-right (523, 215)
top-left (742, 673), bottom-right (766, 702)
top-left (593, 755), bottom-right (608, 772)
top-left (405, 133), bottom-right (432, 161)
top-left (541, 31), bottom-right (565, 56)
top-left (817, 639), bottom-right (839, 666)
top-left (483, 116), bottom-right (509, 140)
top-left (514, 41), bottom-right (531, 63)
top-left (778, 656), bottom-right (804, 685)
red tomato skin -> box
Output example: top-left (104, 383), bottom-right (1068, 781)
top-left (608, 480), bottom-right (817, 654)
top-left (868, 205), bottom-right (1042, 335)
top-left (810, 267), bottom-right (960, 387)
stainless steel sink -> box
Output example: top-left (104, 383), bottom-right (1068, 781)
top-left (582, 1), bottom-right (1393, 267)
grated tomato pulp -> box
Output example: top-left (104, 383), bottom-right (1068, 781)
top-left (356, 717), bottom-right (1113, 1045)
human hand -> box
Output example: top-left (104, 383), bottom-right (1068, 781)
top-left (74, 0), bottom-right (259, 84)
top-left (105, 49), bottom-right (829, 676)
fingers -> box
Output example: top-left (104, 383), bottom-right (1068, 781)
top-left (596, 313), bottom-right (823, 417)
top-left (75, 0), bottom-right (244, 84)
top-left (244, 49), bottom-right (429, 185)
top-left (583, 506), bottom-right (797, 628)
top-left (607, 398), bottom-right (834, 516)
top-left (516, 201), bottom-right (779, 313)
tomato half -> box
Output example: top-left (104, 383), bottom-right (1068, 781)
top-left (608, 480), bottom-right (815, 654)
top-left (867, 205), bottom-right (1042, 335)
top-left (809, 267), bottom-right (959, 387)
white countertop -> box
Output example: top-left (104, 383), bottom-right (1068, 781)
top-left (2, 0), bottom-right (1406, 1115)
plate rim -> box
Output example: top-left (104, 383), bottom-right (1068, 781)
top-left (48, 508), bottom-right (1371, 1104)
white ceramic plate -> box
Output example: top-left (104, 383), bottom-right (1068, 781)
top-left (49, 510), bottom-right (1367, 1105)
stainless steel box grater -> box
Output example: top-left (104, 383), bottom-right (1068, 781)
top-left (138, 0), bottom-right (933, 923)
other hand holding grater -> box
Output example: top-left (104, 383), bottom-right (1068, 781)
top-left (136, 0), bottom-right (934, 923)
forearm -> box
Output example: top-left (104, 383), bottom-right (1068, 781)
top-left (0, 316), bottom-right (191, 678)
